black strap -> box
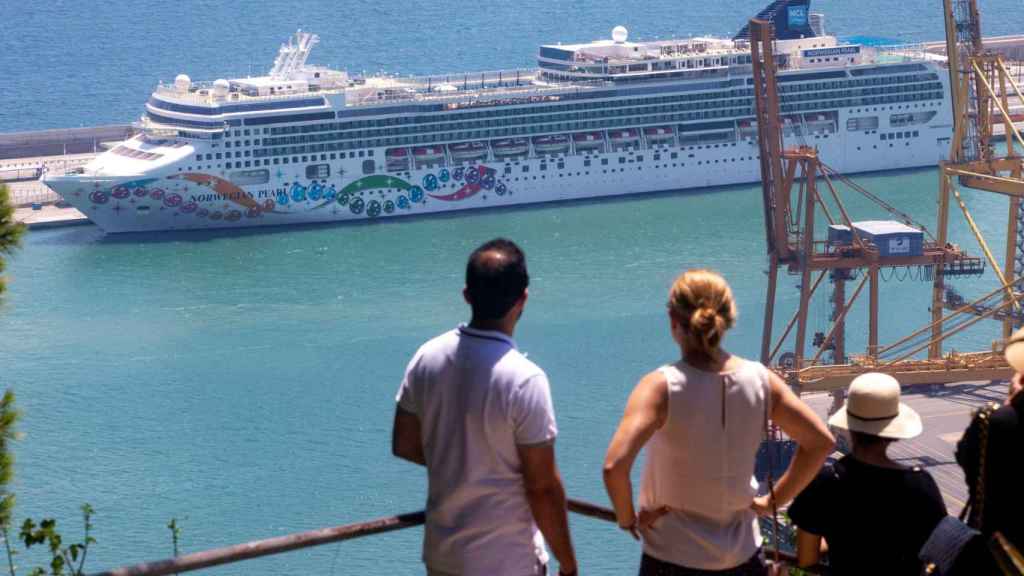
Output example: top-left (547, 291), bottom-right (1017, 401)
top-left (847, 410), bottom-right (899, 422)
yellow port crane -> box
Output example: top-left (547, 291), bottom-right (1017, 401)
top-left (749, 12), bottom-right (1019, 393)
top-left (931, 0), bottom-right (1024, 353)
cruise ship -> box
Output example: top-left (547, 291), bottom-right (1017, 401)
top-left (44, 0), bottom-right (952, 233)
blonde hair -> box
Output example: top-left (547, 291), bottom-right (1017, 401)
top-left (668, 269), bottom-right (737, 358)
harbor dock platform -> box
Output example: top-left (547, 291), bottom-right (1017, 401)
top-left (13, 203), bottom-right (89, 229)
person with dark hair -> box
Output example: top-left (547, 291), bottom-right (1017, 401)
top-left (392, 238), bottom-right (578, 576)
top-left (464, 237), bottom-right (530, 321)
top-left (603, 269), bottom-right (833, 575)
top-left (788, 373), bottom-right (947, 575)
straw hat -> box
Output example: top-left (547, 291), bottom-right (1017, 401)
top-left (1004, 326), bottom-right (1024, 372)
top-left (828, 372), bottom-right (922, 439)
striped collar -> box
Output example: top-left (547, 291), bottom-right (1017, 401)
top-left (457, 323), bottom-right (517, 348)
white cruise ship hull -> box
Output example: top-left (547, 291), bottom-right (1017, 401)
top-left (44, 111), bottom-right (950, 233)
top-left (42, 7), bottom-right (955, 233)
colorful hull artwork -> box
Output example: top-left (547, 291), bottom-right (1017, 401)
top-left (67, 164), bottom-right (512, 229)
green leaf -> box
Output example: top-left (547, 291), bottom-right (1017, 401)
top-left (0, 185), bottom-right (27, 296)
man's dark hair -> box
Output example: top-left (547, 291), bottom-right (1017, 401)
top-left (465, 238), bottom-right (529, 321)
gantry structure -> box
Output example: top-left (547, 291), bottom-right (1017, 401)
top-left (750, 13), bottom-right (1021, 392)
top-left (932, 0), bottom-right (1024, 352)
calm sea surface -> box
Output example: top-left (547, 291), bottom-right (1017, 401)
top-left (0, 1), bottom-right (1021, 574)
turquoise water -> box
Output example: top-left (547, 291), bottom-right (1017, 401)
top-left (1, 1), bottom-right (1022, 574)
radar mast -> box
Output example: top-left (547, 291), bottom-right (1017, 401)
top-left (269, 30), bottom-right (320, 80)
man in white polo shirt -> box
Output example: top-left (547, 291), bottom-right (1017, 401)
top-left (392, 238), bottom-right (578, 576)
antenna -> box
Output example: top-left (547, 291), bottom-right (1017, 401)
top-left (269, 30), bottom-right (320, 80)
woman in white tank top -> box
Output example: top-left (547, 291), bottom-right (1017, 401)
top-left (603, 270), bottom-right (834, 575)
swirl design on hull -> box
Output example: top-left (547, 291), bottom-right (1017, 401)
top-left (168, 173), bottom-right (264, 213)
top-left (82, 164), bottom-right (513, 228)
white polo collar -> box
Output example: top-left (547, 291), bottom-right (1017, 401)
top-left (457, 323), bottom-right (517, 348)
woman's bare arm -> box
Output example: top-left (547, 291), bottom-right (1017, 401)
top-left (602, 371), bottom-right (669, 534)
top-left (753, 371), bottom-right (834, 512)
top-left (796, 528), bottom-right (823, 568)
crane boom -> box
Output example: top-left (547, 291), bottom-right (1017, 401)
top-left (750, 20), bottom-right (790, 262)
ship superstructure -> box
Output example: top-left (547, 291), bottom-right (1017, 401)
top-left (44, 0), bottom-right (953, 232)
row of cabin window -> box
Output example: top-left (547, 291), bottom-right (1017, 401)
top-left (255, 70), bottom-right (926, 139)
top-left (261, 103), bottom-right (758, 147)
top-left (253, 72), bottom-right (933, 139)
top-left (188, 157), bottom-right (378, 176)
top-left (222, 92), bottom-right (935, 163)
top-left (881, 131), bottom-right (920, 140)
top-left (776, 72), bottom-right (939, 93)
top-left (197, 149), bottom-right (374, 162)
top-left (250, 103), bottom-right (829, 158)
top-left (255, 82), bottom-right (940, 149)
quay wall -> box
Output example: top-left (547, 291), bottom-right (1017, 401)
top-left (923, 34), bottom-right (1024, 59)
top-left (0, 125), bottom-right (134, 160)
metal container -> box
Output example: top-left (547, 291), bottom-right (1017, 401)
top-left (852, 220), bottom-right (924, 257)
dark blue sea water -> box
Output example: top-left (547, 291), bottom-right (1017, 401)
top-left (0, 1), bottom-right (1021, 574)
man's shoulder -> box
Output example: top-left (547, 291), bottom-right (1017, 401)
top-left (495, 348), bottom-right (546, 383)
top-left (415, 329), bottom-right (461, 357)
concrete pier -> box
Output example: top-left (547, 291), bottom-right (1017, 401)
top-left (2, 152), bottom-right (96, 206)
top-left (13, 204), bottom-right (89, 229)
top-left (0, 125), bottom-right (132, 160)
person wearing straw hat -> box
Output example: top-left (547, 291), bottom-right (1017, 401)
top-left (949, 328), bottom-right (1024, 574)
top-left (788, 372), bottom-right (947, 575)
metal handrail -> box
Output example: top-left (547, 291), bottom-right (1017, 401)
top-left (88, 499), bottom-right (811, 576)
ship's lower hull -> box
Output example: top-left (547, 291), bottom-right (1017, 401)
top-left (44, 123), bottom-right (950, 233)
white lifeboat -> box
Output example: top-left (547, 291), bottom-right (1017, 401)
top-left (572, 131), bottom-right (605, 150)
top-left (532, 134), bottom-right (570, 154)
top-left (608, 128), bottom-right (640, 147)
top-left (413, 146), bottom-right (446, 162)
top-left (491, 138), bottom-right (529, 157)
top-left (643, 126), bottom-right (675, 144)
top-left (386, 147), bottom-right (410, 170)
top-left (449, 141), bottom-right (489, 161)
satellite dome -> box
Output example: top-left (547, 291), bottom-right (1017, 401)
top-left (612, 25), bottom-right (628, 43)
top-left (174, 74), bottom-right (191, 91)
top-left (212, 78), bottom-right (230, 97)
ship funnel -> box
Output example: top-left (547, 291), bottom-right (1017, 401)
top-left (809, 13), bottom-right (825, 36)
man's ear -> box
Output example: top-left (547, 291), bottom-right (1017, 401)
top-left (463, 286), bottom-right (471, 306)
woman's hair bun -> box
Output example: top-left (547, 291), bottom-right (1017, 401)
top-left (668, 270), bottom-right (737, 357)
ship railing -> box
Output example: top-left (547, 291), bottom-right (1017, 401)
top-left (380, 67), bottom-right (540, 90)
top-left (152, 67), bottom-right (543, 106)
top-left (85, 498), bottom-right (815, 576)
top-left (133, 118), bottom-right (226, 138)
top-left (350, 76), bottom-right (614, 107)
top-left (8, 181), bottom-right (62, 207)
top-left (151, 84), bottom-right (338, 106)
top-left (869, 43), bottom-right (930, 64)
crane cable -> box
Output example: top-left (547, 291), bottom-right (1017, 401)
top-left (819, 162), bottom-right (937, 242)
